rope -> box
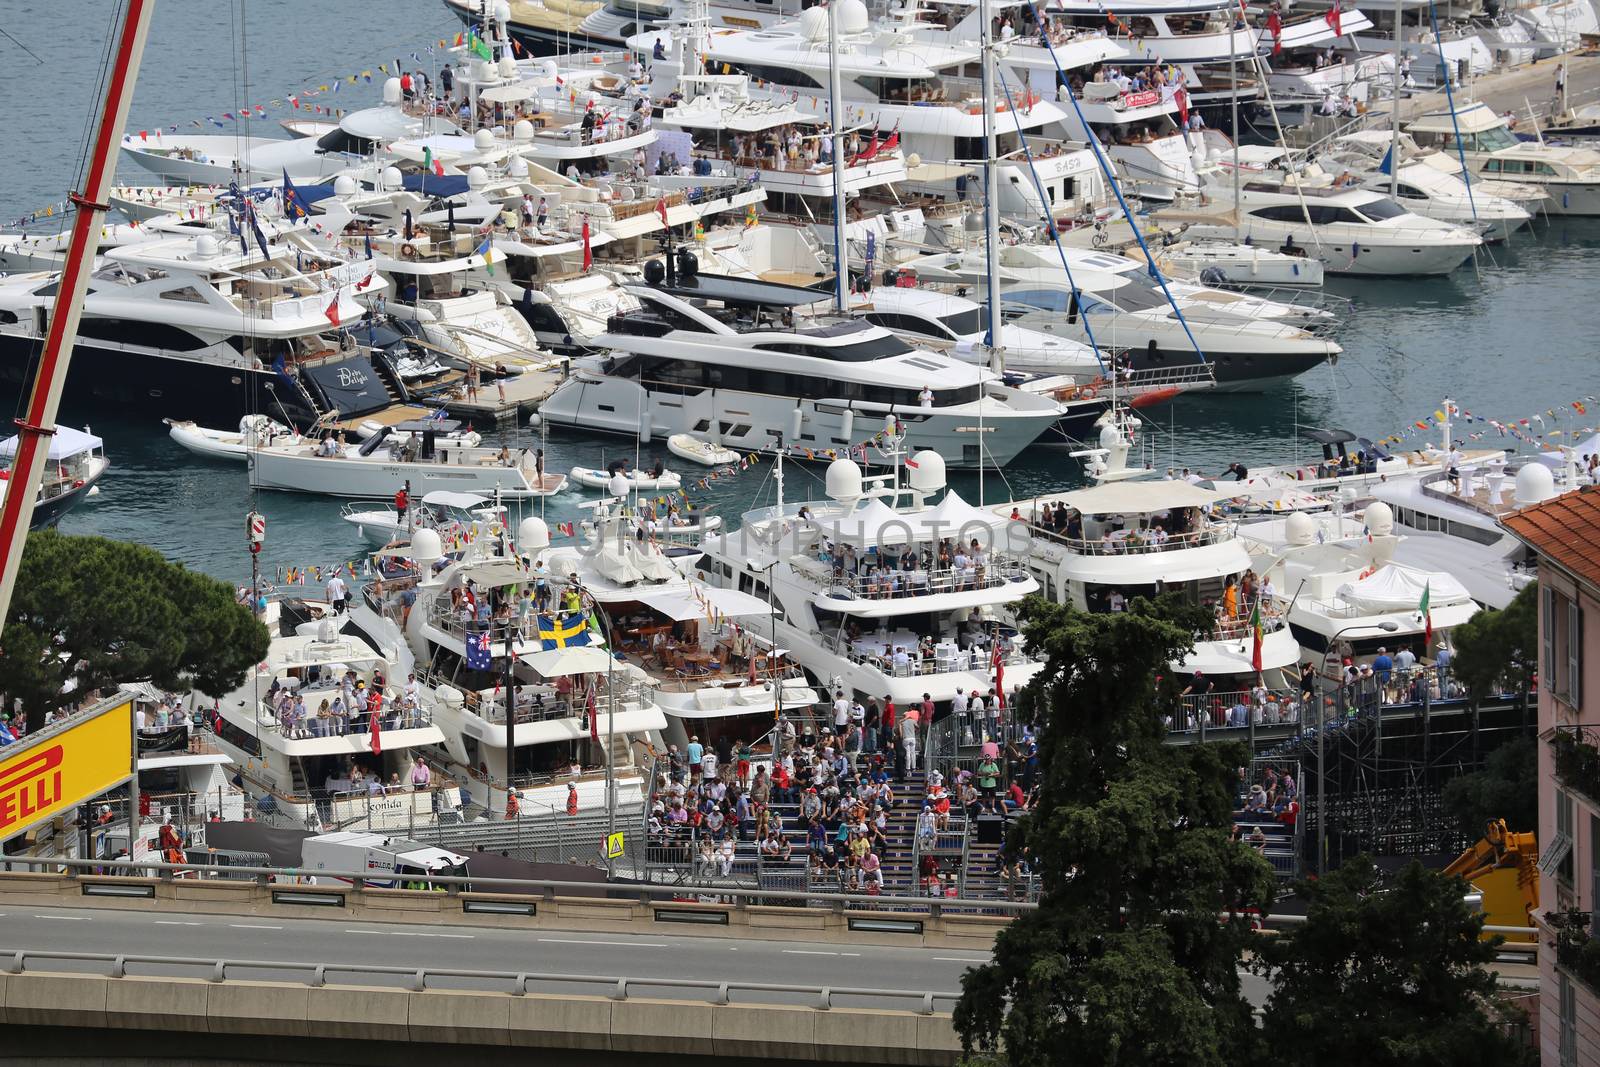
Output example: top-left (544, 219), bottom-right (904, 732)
top-left (1426, 0), bottom-right (1479, 220)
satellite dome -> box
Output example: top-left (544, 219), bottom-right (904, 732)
top-left (467, 165), bottom-right (489, 188)
top-left (1514, 461), bottom-right (1556, 505)
top-left (519, 516), bottom-right (550, 551)
top-left (474, 128), bottom-right (496, 150)
top-left (332, 174), bottom-right (357, 196)
top-left (512, 119), bottom-right (534, 142)
top-left (411, 527), bottom-right (443, 565)
top-left (382, 78), bottom-right (403, 105)
top-left (494, 1), bottom-right (513, 22)
top-left (194, 233), bottom-right (220, 257)
top-left (838, 0), bottom-right (869, 34)
top-left (798, 6), bottom-right (828, 40)
top-left (1285, 510), bottom-right (1315, 547)
top-left (1364, 500), bottom-right (1394, 537)
top-left (540, 59), bottom-right (559, 80)
top-left (434, 684), bottom-right (463, 709)
top-left (906, 450), bottom-right (946, 493)
top-left (382, 166), bottom-right (404, 191)
top-left (507, 155), bottom-right (529, 177)
top-left (905, 152), bottom-right (920, 168)
top-left (825, 458), bottom-right (863, 501)
top-left (498, 56), bottom-right (518, 79)
top-left (547, 549), bottom-right (582, 575)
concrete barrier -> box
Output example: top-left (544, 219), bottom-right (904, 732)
top-left (0, 969), bottom-right (963, 1064)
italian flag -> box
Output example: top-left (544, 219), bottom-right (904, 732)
top-left (1419, 581), bottom-right (1432, 647)
top-left (1250, 603), bottom-right (1263, 673)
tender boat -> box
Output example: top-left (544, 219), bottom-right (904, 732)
top-left (166, 415), bottom-right (296, 461)
top-left (340, 489), bottom-right (505, 545)
top-left (569, 464), bottom-right (683, 492)
top-left (0, 425), bottom-right (110, 529)
top-left (667, 434), bottom-right (740, 468)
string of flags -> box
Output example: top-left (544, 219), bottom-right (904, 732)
top-left (673, 421), bottom-right (912, 498)
top-left (1369, 397), bottom-right (1598, 450)
top-left (277, 559), bottom-right (372, 585)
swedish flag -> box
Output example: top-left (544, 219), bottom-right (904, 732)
top-left (538, 611), bottom-right (593, 650)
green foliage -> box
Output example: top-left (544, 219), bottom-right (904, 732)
top-left (954, 594), bottom-right (1276, 1066)
top-left (1549, 910), bottom-right (1600, 995)
top-left (1258, 856), bottom-right (1534, 1067)
top-left (1549, 728), bottom-right (1600, 804)
top-left (1451, 584), bottom-right (1537, 700)
top-left (1441, 736), bottom-right (1538, 834)
top-left (0, 531), bottom-right (269, 731)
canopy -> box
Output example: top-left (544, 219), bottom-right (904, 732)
top-left (823, 498), bottom-right (916, 547)
top-left (421, 490), bottom-right (491, 509)
top-left (1337, 564), bottom-right (1470, 611)
top-left (521, 644), bottom-right (616, 678)
top-left (634, 583), bottom-right (771, 622)
top-left (0, 425), bottom-right (102, 461)
top-left (1056, 479), bottom-right (1223, 516)
top-left (480, 83), bottom-right (536, 104)
top-left (916, 489), bottom-right (1009, 540)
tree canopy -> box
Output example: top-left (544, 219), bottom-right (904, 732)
top-left (0, 531), bottom-right (269, 731)
top-left (1442, 735), bottom-right (1538, 835)
top-left (954, 595), bottom-right (1276, 1067)
top-left (1451, 584), bottom-right (1537, 701)
top-left (1256, 856), bottom-right (1534, 1067)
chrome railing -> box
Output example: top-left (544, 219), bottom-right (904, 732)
top-left (1027, 523), bottom-right (1227, 554)
top-left (801, 555), bottom-right (1032, 600)
top-left (820, 633), bottom-right (1035, 678)
top-left (255, 697), bottom-right (432, 739)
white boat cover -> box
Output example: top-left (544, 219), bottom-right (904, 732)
top-left (1337, 563), bottom-right (1471, 611)
top-left (421, 490), bottom-right (492, 509)
top-left (1057, 479), bottom-right (1224, 516)
top-left (820, 498), bottom-right (917, 546)
top-left (916, 490), bottom-right (1010, 539)
top-left (0, 425), bottom-right (103, 461)
top-left (633, 583), bottom-right (773, 622)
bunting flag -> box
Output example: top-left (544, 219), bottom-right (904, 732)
top-left (469, 31), bottom-right (494, 61)
top-left (477, 234), bottom-right (496, 274)
top-left (1266, 9), bottom-right (1283, 54)
top-left (581, 217), bottom-right (592, 271)
top-left (1419, 581), bottom-right (1432, 648)
top-left (1324, 4), bottom-right (1342, 36)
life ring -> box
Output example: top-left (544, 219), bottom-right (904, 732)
top-left (1079, 385), bottom-right (1097, 400)
top-left (400, 243), bottom-right (419, 259)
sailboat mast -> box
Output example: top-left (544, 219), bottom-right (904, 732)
top-left (829, 0), bottom-right (848, 311)
top-left (0, 0), bottom-right (156, 637)
top-left (1391, 0), bottom-right (1402, 197)
top-left (979, 0), bottom-right (1003, 372)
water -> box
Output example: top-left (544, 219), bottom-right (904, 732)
top-left (5, 2), bottom-right (1598, 586)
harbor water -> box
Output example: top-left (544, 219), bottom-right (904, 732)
top-left (4, 0), bottom-right (1598, 586)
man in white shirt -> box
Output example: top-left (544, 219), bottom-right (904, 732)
top-left (833, 691), bottom-right (851, 732)
top-left (892, 646), bottom-right (911, 674)
top-left (919, 385), bottom-right (934, 408)
top-left (327, 573), bottom-right (349, 614)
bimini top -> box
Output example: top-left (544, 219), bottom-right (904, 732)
top-left (1302, 427), bottom-right (1359, 446)
top-left (647, 272), bottom-right (829, 310)
top-left (0, 425), bottom-right (103, 461)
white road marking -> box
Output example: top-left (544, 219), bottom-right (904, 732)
top-left (932, 957), bottom-right (990, 963)
top-left (229, 924), bottom-right (282, 930)
top-left (783, 949), bottom-right (840, 956)
top-left (539, 937), bottom-right (667, 948)
top-left (33, 914), bottom-right (87, 920)
top-left (154, 920), bottom-right (203, 926)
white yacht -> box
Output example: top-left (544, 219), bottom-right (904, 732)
top-left (1406, 102), bottom-right (1600, 215)
top-left (0, 425), bottom-right (109, 529)
top-left (691, 446), bottom-right (1048, 707)
top-left (904, 243), bottom-right (1339, 390)
top-left (200, 601), bottom-right (460, 832)
top-left (1325, 131), bottom-right (1535, 239)
top-left (1185, 176), bottom-right (1483, 275)
top-left (537, 268), bottom-right (1065, 468)
top-left (1007, 478), bottom-right (1301, 688)
top-left (0, 229), bottom-right (396, 431)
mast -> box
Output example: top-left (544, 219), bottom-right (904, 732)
top-left (829, 0), bottom-right (848, 311)
top-left (979, 0), bottom-right (1003, 374)
top-left (0, 0), bottom-right (156, 637)
top-left (1230, 8), bottom-right (1240, 232)
top-left (1390, 0), bottom-right (1401, 197)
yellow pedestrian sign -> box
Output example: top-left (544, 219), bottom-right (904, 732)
top-left (606, 831), bottom-right (625, 859)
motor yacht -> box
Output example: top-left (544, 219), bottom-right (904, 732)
top-left (1324, 131), bottom-right (1535, 239)
top-left (537, 266), bottom-right (1065, 468)
top-left (0, 425), bottom-right (109, 529)
top-left (446, 0), bottom-right (610, 57)
top-left (689, 445), bottom-right (1049, 707)
top-left (1406, 101), bottom-right (1600, 215)
top-left (341, 488), bottom-right (508, 545)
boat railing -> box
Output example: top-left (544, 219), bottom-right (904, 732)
top-left (1209, 610), bottom-right (1288, 640)
top-left (1171, 688), bottom-right (1304, 733)
top-left (1028, 523), bottom-right (1228, 555)
top-left (820, 632), bottom-right (1036, 678)
top-left (255, 695), bottom-right (434, 740)
top-left (799, 555), bottom-right (1033, 601)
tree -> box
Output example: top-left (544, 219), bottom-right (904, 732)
top-left (1451, 584), bottom-right (1537, 711)
top-left (1257, 856), bottom-right (1534, 1067)
top-left (0, 531), bottom-right (269, 731)
top-left (1441, 735), bottom-right (1537, 835)
top-left (954, 595), bottom-right (1276, 1066)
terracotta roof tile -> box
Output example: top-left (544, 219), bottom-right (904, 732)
top-left (1502, 484), bottom-right (1600, 592)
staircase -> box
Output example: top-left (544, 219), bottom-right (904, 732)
top-left (875, 770), bottom-right (927, 895)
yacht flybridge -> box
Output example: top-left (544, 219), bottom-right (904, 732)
top-left (538, 265), bottom-right (1067, 467)
top-left (1406, 101), bottom-right (1600, 216)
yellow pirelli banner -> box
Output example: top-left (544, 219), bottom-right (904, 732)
top-left (0, 699), bottom-right (133, 839)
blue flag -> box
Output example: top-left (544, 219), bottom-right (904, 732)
top-left (282, 168), bottom-right (311, 221)
top-left (1377, 146), bottom-right (1394, 176)
top-left (538, 611), bottom-right (593, 650)
top-left (465, 629), bottom-right (494, 671)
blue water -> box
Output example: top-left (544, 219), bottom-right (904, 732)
top-left (4, 1), bottom-right (1598, 585)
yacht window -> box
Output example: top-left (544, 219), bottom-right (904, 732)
top-left (74, 318), bottom-right (211, 351)
top-left (1250, 205), bottom-right (1308, 223)
top-left (1476, 126), bottom-right (1518, 151)
top-left (159, 285), bottom-right (209, 303)
top-left (755, 335), bottom-right (914, 361)
top-left (725, 62), bottom-right (823, 89)
top-left (1534, 162), bottom-right (1558, 176)
top-left (1353, 198), bottom-right (1407, 222)
top-left (938, 307), bottom-right (986, 336)
top-left (858, 75), bottom-right (946, 102)
top-left (1395, 184), bottom-right (1426, 199)
top-left (865, 311), bottom-right (944, 336)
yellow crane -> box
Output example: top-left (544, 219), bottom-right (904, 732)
top-left (1442, 819), bottom-right (1540, 942)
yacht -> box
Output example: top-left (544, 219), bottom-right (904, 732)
top-left (537, 267), bottom-right (1066, 468)
top-left (0, 425), bottom-right (109, 529)
top-left (200, 601), bottom-right (460, 832)
top-left (1406, 101), bottom-right (1600, 215)
top-left (1324, 131), bottom-right (1536, 239)
top-left (690, 446), bottom-right (1049, 707)
top-left (1006, 477), bottom-right (1301, 689)
top-left (0, 230), bottom-right (401, 431)
top-left (445, 0), bottom-right (610, 57)
top-left (1184, 176), bottom-right (1483, 275)
top-left (903, 243), bottom-right (1340, 390)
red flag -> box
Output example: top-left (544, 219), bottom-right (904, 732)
top-left (587, 684), bottom-right (599, 742)
top-left (581, 216), bottom-right (592, 271)
top-left (325, 294), bottom-right (342, 328)
top-left (992, 643), bottom-right (1006, 708)
top-left (355, 271), bottom-right (374, 291)
top-left (1175, 86), bottom-right (1189, 128)
top-left (1266, 9), bottom-right (1283, 54)
top-left (139, 130), bottom-right (148, 141)
top-left (878, 124), bottom-right (900, 155)
top-left (1324, 5), bottom-right (1342, 36)
top-left (654, 198), bottom-right (669, 228)
top-left (367, 692), bottom-right (383, 755)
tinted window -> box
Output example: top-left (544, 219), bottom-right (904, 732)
top-left (75, 318), bottom-right (211, 351)
top-left (1355, 198), bottom-right (1407, 221)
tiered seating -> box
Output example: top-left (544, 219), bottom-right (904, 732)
top-left (1233, 810), bottom-right (1298, 879)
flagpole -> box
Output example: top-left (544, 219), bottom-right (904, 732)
top-left (504, 616), bottom-right (517, 817)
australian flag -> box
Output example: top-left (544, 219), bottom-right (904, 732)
top-left (466, 629), bottom-right (494, 671)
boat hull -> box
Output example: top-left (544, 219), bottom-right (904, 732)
top-left (247, 449), bottom-right (566, 500)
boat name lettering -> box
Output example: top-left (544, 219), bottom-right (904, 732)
top-left (1122, 90), bottom-right (1161, 108)
top-left (337, 368), bottom-right (370, 388)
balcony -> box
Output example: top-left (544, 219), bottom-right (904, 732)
top-left (1547, 910), bottom-right (1600, 995)
top-left (1549, 724), bottom-right (1600, 810)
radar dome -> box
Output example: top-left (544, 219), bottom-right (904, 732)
top-left (1514, 461), bottom-right (1556, 505)
top-left (498, 56), bottom-right (518, 78)
top-left (1364, 500), bottom-right (1394, 537)
top-left (512, 119), bottom-right (534, 142)
top-left (474, 128), bottom-right (496, 150)
top-left (905, 152), bottom-right (920, 168)
top-left (798, 6), bottom-right (828, 40)
top-left (317, 619), bottom-right (337, 642)
top-left (906, 450), bottom-right (946, 493)
top-left (383, 77), bottom-right (403, 105)
top-left (518, 516), bottom-right (550, 551)
top-left (1098, 421), bottom-right (1121, 450)
top-left (194, 234), bottom-right (220, 257)
top-left (1285, 510), bottom-right (1316, 547)
top-left (838, 0), bottom-right (869, 34)
top-left (546, 549), bottom-right (582, 575)
top-left (540, 59), bottom-right (559, 80)
top-left (825, 458), bottom-right (863, 501)
top-left (494, 0), bottom-right (513, 22)
top-left (411, 527), bottom-right (443, 565)
top-left (467, 165), bottom-right (489, 188)
top-left (382, 166), bottom-right (404, 191)
top-left (333, 174), bottom-right (357, 196)
top-left (507, 155), bottom-right (529, 177)
top-left (434, 684), bottom-right (463, 710)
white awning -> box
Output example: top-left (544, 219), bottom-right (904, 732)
top-left (1056, 480), bottom-right (1224, 516)
top-left (480, 83), bottom-right (535, 104)
top-left (420, 490), bottom-right (492, 509)
top-left (906, 161), bottom-right (975, 184)
top-left (0, 425), bottom-right (103, 461)
top-left (634, 583), bottom-right (772, 621)
top-left (916, 489), bottom-right (1011, 539)
top-left (521, 644), bottom-right (616, 677)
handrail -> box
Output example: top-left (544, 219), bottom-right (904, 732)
top-left (0, 948), bottom-right (957, 1012)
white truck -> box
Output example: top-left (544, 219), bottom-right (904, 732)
top-left (299, 831), bottom-right (470, 890)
